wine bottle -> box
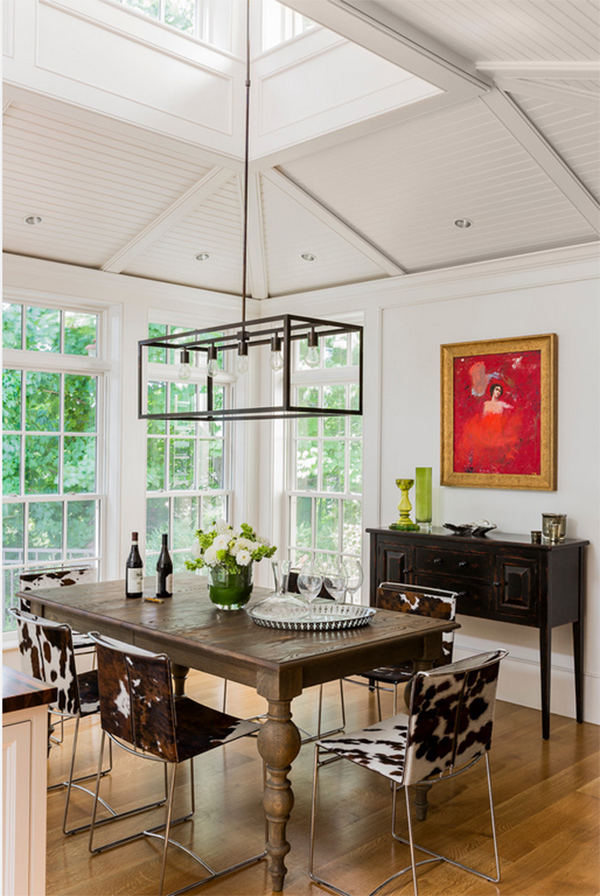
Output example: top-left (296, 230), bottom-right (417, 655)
top-left (125, 531), bottom-right (144, 598)
top-left (156, 533), bottom-right (173, 598)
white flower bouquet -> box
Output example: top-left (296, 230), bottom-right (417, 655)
top-left (185, 520), bottom-right (276, 573)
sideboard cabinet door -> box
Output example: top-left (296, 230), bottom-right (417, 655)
top-left (373, 537), bottom-right (411, 586)
top-left (494, 555), bottom-right (539, 623)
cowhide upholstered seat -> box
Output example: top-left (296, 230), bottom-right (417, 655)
top-left (18, 567), bottom-right (99, 744)
top-left (9, 606), bottom-right (114, 836)
top-left (309, 649), bottom-right (508, 896)
top-left (19, 566), bottom-right (98, 652)
top-left (88, 632), bottom-right (266, 896)
top-left (343, 582), bottom-right (458, 719)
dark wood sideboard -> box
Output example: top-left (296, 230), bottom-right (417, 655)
top-left (367, 527), bottom-right (589, 739)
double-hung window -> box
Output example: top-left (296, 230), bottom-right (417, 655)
top-left (145, 323), bottom-right (232, 573)
top-left (2, 301), bottom-right (104, 631)
top-left (287, 327), bottom-right (362, 585)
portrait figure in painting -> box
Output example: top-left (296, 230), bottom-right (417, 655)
top-left (453, 352), bottom-right (542, 476)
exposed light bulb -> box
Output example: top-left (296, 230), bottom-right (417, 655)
top-left (178, 349), bottom-right (192, 381)
top-left (236, 352), bottom-right (250, 375)
top-left (236, 339), bottom-right (249, 375)
top-left (206, 345), bottom-right (219, 378)
top-left (305, 329), bottom-right (320, 368)
top-left (270, 334), bottom-right (284, 372)
top-left (305, 346), bottom-right (320, 368)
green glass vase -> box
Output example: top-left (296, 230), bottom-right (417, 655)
top-left (415, 467), bottom-right (433, 532)
top-left (208, 564), bottom-right (253, 610)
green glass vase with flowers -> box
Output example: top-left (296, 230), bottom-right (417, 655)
top-left (186, 520), bottom-right (276, 610)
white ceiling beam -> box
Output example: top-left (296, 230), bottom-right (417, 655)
top-left (264, 167), bottom-right (406, 275)
top-left (280, 0), bottom-right (492, 94)
top-left (477, 63), bottom-right (600, 80)
top-left (483, 89), bottom-right (600, 233)
top-left (246, 172), bottom-right (269, 300)
top-left (494, 78), bottom-right (599, 114)
top-left (101, 166), bottom-right (234, 273)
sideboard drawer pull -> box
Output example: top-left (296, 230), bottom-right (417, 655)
top-left (433, 557), bottom-right (443, 565)
top-left (458, 561), bottom-right (467, 568)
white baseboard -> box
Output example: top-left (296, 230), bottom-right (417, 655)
top-left (453, 645), bottom-right (599, 726)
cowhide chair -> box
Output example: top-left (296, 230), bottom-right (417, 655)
top-left (9, 607), bottom-right (115, 836)
top-left (18, 567), bottom-right (99, 743)
top-left (343, 583), bottom-right (458, 719)
top-left (309, 649), bottom-right (508, 896)
top-left (87, 632), bottom-right (266, 896)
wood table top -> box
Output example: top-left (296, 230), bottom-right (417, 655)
top-left (18, 574), bottom-right (459, 693)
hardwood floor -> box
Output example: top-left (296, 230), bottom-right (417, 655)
top-left (45, 670), bottom-right (600, 896)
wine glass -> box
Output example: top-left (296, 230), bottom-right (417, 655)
top-left (343, 559), bottom-right (363, 604)
top-left (297, 558), bottom-right (323, 616)
top-left (323, 559), bottom-right (347, 603)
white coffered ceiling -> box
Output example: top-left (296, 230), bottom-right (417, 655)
top-left (3, 0), bottom-right (599, 300)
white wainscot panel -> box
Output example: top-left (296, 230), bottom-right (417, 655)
top-left (3, 0), bottom-right (15, 58)
top-left (36, 1), bottom-right (233, 135)
top-left (258, 39), bottom-right (440, 145)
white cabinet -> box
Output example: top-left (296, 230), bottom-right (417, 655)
top-left (3, 667), bottom-right (55, 896)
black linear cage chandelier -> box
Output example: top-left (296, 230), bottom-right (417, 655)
top-left (137, 0), bottom-right (363, 423)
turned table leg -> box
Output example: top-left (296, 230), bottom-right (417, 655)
top-left (257, 699), bottom-right (302, 892)
top-left (171, 663), bottom-right (189, 698)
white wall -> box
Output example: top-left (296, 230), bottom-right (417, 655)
top-left (267, 243), bottom-right (600, 725)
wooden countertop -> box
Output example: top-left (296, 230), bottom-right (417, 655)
top-left (2, 666), bottom-right (56, 715)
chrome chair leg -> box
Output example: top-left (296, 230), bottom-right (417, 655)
top-left (391, 755), bottom-right (501, 885)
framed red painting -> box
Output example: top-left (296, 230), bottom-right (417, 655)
top-left (441, 334), bottom-right (557, 490)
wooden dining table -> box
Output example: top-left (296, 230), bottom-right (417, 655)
top-left (20, 573), bottom-right (459, 893)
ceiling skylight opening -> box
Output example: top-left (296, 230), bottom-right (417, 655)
top-left (262, 0), bottom-right (316, 51)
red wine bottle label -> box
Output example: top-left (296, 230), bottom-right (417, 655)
top-left (127, 568), bottom-right (143, 593)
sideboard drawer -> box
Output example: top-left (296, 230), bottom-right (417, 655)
top-left (414, 547), bottom-right (493, 581)
top-left (412, 574), bottom-right (491, 618)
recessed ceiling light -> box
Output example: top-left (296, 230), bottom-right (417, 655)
top-left (24, 215), bottom-right (43, 226)
top-left (454, 218), bottom-right (473, 229)
top-left (301, 253), bottom-right (316, 262)
top-left (195, 252), bottom-right (210, 261)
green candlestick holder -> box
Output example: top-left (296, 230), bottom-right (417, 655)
top-left (389, 478), bottom-right (420, 531)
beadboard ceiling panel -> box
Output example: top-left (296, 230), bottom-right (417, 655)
top-left (3, 101), bottom-right (217, 268)
top-left (3, 0), bottom-right (599, 297)
top-left (509, 93), bottom-right (600, 201)
top-left (280, 98), bottom-right (598, 272)
top-left (374, 0), bottom-right (600, 64)
top-left (124, 177), bottom-right (244, 293)
top-left (259, 175), bottom-right (389, 296)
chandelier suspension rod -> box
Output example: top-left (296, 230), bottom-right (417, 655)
top-left (241, 0), bottom-right (251, 333)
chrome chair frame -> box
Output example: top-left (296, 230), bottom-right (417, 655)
top-left (309, 649), bottom-right (508, 896)
top-left (9, 606), bottom-right (116, 835)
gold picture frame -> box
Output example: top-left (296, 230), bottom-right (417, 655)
top-left (441, 334), bottom-right (557, 490)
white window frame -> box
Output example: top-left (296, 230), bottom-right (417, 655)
top-left (143, 319), bottom-right (238, 568)
top-left (2, 299), bottom-right (112, 641)
top-left (284, 335), bottom-right (363, 585)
